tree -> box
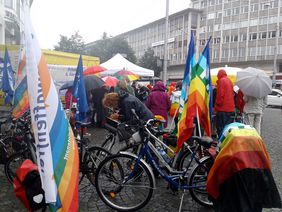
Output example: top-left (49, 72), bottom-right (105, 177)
top-left (54, 31), bottom-right (85, 54)
top-left (138, 48), bottom-right (162, 77)
top-left (87, 33), bottom-right (137, 63)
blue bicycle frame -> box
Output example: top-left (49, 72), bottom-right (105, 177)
top-left (128, 139), bottom-right (207, 190)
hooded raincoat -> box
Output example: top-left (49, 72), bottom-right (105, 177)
top-left (215, 70), bottom-right (235, 112)
top-left (146, 81), bottom-right (171, 127)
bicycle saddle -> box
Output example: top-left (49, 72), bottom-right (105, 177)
top-left (192, 136), bottom-right (214, 148)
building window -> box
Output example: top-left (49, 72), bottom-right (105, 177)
top-left (239, 48), bottom-right (246, 57)
top-left (259, 17), bottom-right (268, 25)
top-left (267, 46), bottom-right (274, 55)
top-left (231, 35), bottom-right (238, 42)
top-left (250, 19), bottom-right (258, 26)
top-left (200, 39), bottom-right (206, 45)
top-left (249, 33), bottom-right (257, 40)
top-left (250, 4), bottom-right (259, 12)
top-left (248, 47), bottom-right (256, 56)
top-left (216, 12), bottom-right (222, 19)
top-left (224, 9), bottom-right (232, 16)
top-left (222, 49), bottom-right (229, 58)
top-left (213, 50), bottom-right (219, 59)
top-left (213, 37), bottom-right (220, 44)
top-left (240, 5), bottom-right (249, 13)
top-left (261, 32), bottom-right (267, 39)
top-left (240, 34), bottom-right (247, 41)
top-left (231, 49), bottom-right (238, 57)
top-left (207, 13), bottom-right (216, 19)
top-left (269, 31), bottom-right (276, 38)
top-left (232, 7), bottom-right (240, 15)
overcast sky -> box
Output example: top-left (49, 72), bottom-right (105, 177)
top-left (30, 0), bottom-right (191, 49)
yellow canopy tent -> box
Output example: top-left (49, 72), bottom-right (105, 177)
top-left (211, 67), bottom-right (242, 85)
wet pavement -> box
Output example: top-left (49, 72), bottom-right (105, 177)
top-left (0, 107), bottom-right (281, 211)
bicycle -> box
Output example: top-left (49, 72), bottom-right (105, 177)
top-left (95, 109), bottom-right (215, 211)
top-left (5, 118), bottom-right (111, 187)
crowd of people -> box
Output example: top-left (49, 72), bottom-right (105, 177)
top-left (64, 69), bottom-right (268, 139)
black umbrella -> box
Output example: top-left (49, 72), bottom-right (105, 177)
top-left (83, 75), bottom-right (105, 93)
top-left (59, 76), bottom-right (104, 92)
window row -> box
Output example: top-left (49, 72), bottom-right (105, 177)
top-left (212, 45), bottom-right (278, 59)
top-left (201, 16), bottom-right (281, 33)
top-left (200, 31), bottom-right (280, 45)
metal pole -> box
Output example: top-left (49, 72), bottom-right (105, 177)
top-left (273, 24), bottom-right (278, 88)
top-left (272, 0), bottom-right (280, 88)
top-left (163, 0), bottom-right (169, 85)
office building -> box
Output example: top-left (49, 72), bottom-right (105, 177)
top-left (2, 0), bottom-right (21, 45)
top-left (87, 1), bottom-right (282, 83)
top-left (86, 8), bottom-right (201, 80)
top-left (192, 0), bottom-right (282, 81)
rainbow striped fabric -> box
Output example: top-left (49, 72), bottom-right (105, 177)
top-left (23, 1), bottom-right (79, 211)
top-left (12, 43), bottom-right (30, 119)
top-left (177, 33), bottom-right (196, 150)
top-left (207, 127), bottom-right (270, 199)
top-left (177, 36), bottom-right (212, 150)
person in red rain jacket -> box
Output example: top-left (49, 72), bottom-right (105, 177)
top-left (214, 69), bottom-right (235, 137)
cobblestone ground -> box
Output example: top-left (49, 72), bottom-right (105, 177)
top-left (0, 108), bottom-right (281, 211)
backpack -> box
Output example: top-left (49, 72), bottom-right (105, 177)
top-left (14, 159), bottom-right (47, 212)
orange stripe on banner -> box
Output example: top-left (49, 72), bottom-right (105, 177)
top-left (68, 180), bottom-right (79, 211)
top-left (38, 55), bottom-right (51, 100)
top-left (58, 131), bottom-right (79, 211)
top-left (207, 150), bottom-right (271, 199)
top-left (207, 136), bottom-right (271, 198)
top-left (177, 105), bottom-right (196, 151)
top-left (187, 91), bottom-right (205, 109)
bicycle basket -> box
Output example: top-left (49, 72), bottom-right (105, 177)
top-left (117, 123), bottom-right (135, 141)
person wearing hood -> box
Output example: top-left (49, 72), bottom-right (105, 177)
top-left (146, 81), bottom-right (171, 127)
top-left (214, 69), bottom-right (235, 137)
top-left (102, 91), bottom-right (154, 123)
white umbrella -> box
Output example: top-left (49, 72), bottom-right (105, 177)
top-left (236, 67), bottom-right (272, 98)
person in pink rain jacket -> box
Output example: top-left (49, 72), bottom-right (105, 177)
top-left (146, 81), bottom-right (171, 127)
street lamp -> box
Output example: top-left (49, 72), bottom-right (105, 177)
top-left (266, 1), bottom-right (280, 87)
top-left (163, 0), bottom-right (169, 85)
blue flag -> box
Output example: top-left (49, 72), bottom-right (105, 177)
top-left (72, 55), bottom-right (89, 122)
top-left (179, 32), bottom-right (196, 114)
top-left (2, 47), bottom-right (14, 104)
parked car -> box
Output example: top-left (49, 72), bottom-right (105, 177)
top-left (267, 89), bottom-right (282, 108)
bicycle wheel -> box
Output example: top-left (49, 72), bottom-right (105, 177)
top-left (176, 146), bottom-right (196, 171)
top-left (4, 150), bottom-right (31, 184)
top-left (83, 146), bottom-right (111, 185)
top-left (1, 136), bottom-right (25, 164)
top-left (95, 153), bottom-right (155, 211)
top-left (188, 156), bottom-right (214, 208)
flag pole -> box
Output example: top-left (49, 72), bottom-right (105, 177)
top-left (168, 106), bottom-right (179, 132)
top-left (196, 105), bottom-right (202, 137)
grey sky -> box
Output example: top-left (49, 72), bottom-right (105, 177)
top-left (30, 0), bottom-right (191, 49)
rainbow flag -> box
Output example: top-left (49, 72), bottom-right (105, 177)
top-left (23, 1), bottom-right (79, 211)
top-left (177, 36), bottom-right (212, 150)
top-left (12, 42), bottom-right (30, 118)
top-left (207, 126), bottom-right (281, 209)
top-left (177, 33), bottom-right (196, 150)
